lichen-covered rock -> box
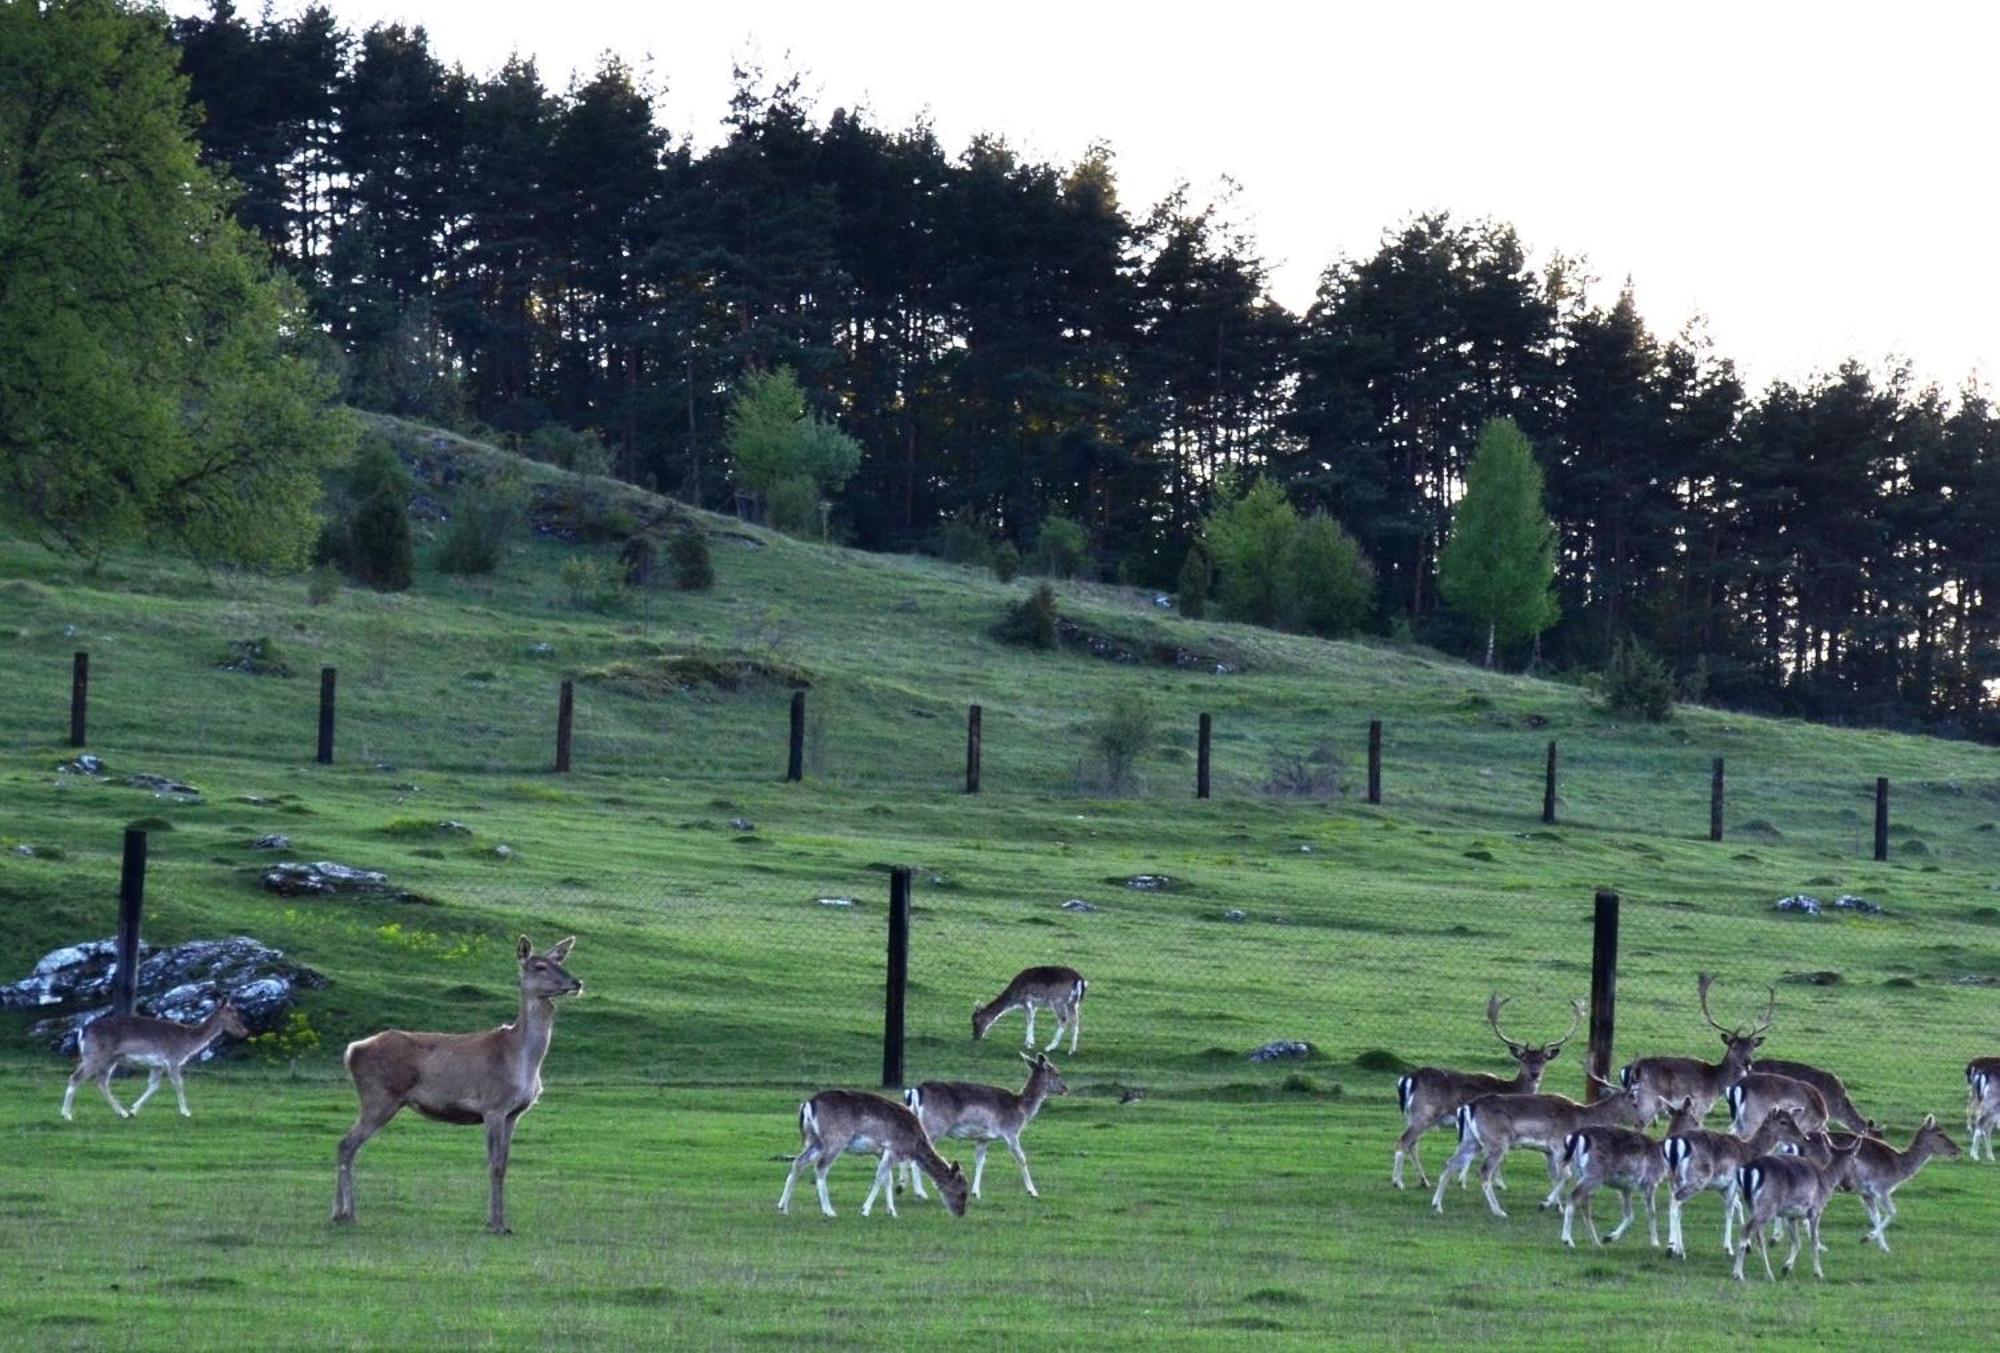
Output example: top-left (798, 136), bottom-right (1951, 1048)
top-left (261, 860), bottom-right (390, 897)
top-left (56, 755), bottom-right (106, 777)
top-left (1060, 899), bottom-right (1099, 913)
top-left (251, 834), bottom-right (290, 851)
top-left (127, 772), bottom-right (200, 797)
top-left (1250, 1040), bottom-right (1314, 1063)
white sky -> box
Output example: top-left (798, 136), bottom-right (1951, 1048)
top-left (176, 0), bottom-right (1998, 391)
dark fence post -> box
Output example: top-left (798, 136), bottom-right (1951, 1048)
top-left (554, 679), bottom-right (574, 774)
top-left (1874, 777), bottom-right (1889, 861)
top-left (317, 666), bottom-right (337, 765)
top-left (965, 704), bottom-right (982, 794)
top-left (883, 867), bottom-right (912, 1089)
top-left (1367, 719), bottom-right (1382, 805)
top-left (70, 651), bottom-right (89, 748)
top-left (113, 828), bottom-right (147, 1018)
top-left (1586, 889), bottom-right (1620, 1102)
top-left (1709, 757), bottom-right (1725, 842)
top-left (1197, 712), bottom-right (1212, 800)
top-left (787, 690), bottom-right (806, 783)
top-left (1542, 741), bottom-right (1559, 825)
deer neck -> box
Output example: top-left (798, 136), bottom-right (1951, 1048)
top-left (1018, 1075), bottom-right (1051, 1123)
top-left (1890, 1136), bottom-right (1937, 1181)
top-left (511, 990), bottom-right (559, 1070)
top-left (908, 1131), bottom-right (956, 1186)
top-left (187, 1008), bottom-right (230, 1058)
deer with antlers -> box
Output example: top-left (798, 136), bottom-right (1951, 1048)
top-left (1732, 1137), bottom-right (1865, 1281)
top-left (1661, 1103), bottom-right (1809, 1257)
top-left (1618, 973), bottom-right (1772, 1125)
top-left (332, 936), bottom-right (581, 1234)
top-left (1431, 1074), bottom-right (1658, 1217)
top-left (1392, 996), bottom-right (1580, 1190)
top-left (61, 999), bottom-right (250, 1121)
top-left (1966, 1057), bottom-right (2000, 1161)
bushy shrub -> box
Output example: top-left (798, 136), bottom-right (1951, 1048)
top-left (765, 474), bottom-right (821, 537)
top-left (526, 424), bottom-right (613, 478)
top-left (350, 489), bottom-right (413, 591)
top-left (1282, 512), bottom-right (1375, 637)
top-left (992, 541), bottom-right (1021, 583)
top-left (931, 518), bottom-right (995, 566)
top-left (317, 436), bottom-right (415, 591)
top-left (669, 527), bottom-right (714, 591)
top-left (619, 534), bottom-right (656, 587)
top-left (1204, 479), bottom-right (1295, 624)
top-left (1090, 690), bottom-right (1156, 793)
top-left (993, 582), bottom-right (1060, 649)
top-left (436, 475), bottom-right (521, 576)
top-left (1601, 637), bottom-right (1675, 721)
top-left (306, 562), bottom-right (341, 607)
top-left (558, 555), bottom-right (621, 611)
top-left (1176, 545), bottom-right (1211, 619)
top-left (1031, 515), bottom-right (1090, 579)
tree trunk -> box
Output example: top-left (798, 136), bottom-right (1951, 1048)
top-left (1484, 620), bottom-right (1496, 670)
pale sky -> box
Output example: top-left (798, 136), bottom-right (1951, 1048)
top-left (173, 0), bottom-right (1998, 391)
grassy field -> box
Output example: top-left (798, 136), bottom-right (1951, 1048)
top-left (3, 422), bottom-right (1998, 1348)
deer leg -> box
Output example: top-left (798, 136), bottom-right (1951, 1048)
top-left (97, 1060), bottom-right (131, 1119)
top-left (1537, 1151), bottom-right (1567, 1211)
top-left (1479, 1152), bottom-right (1509, 1218)
top-left (63, 1056), bottom-right (106, 1120)
top-left (1723, 1185), bottom-right (1742, 1254)
top-left (971, 1142), bottom-right (989, 1199)
top-left (1781, 1217), bottom-right (1802, 1275)
top-left (1392, 1120), bottom-right (1433, 1190)
top-left (332, 1097), bottom-right (401, 1223)
top-left (130, 1068), bottom-right (164, 1114)
top-left (1043, 1014), bottom-right (1065, 1053)
top-left (1605, 1188), bottom-right (1632, 1243)
top-left (1006, 1136), bottom-right (1037, 1197)
top-left (1668, 1189), bottom-right (1688, 1257)
top-left (1560, 1188), bottom-right (1578, 1247)
top-left (484, 1114), bottom-right (517, 1235)
top-left (1809, 1212), bottom-right (1826, 1279)
top-left (1757, 1223), bottom-right (1777, 1281)
top-left (1432, 1138), bottom-right (1477, 1214)
top-left (814, 1151), bottom-right (838, 1217)
top-left (778, 1146), bottom-right (816, 1214)
top-left (906, 1160), bottom-right (928, 1200)
top-left (862, 1154), bottom-right (894, 1217)
top-left (1068, 1003), bottom-right (1080, 1055)
top-left (168, 1064), bottom-right (191, 1117)
top-left (1644, 1180), bottom-right (1661, 1248)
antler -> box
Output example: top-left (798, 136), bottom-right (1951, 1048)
top-left (1748, 985), bottom-right (1776, 1038)
top-left (1546, 999), bottom-right (1584, 1052)
top-left (1487, 993), bottom-right (1525, 1052)
top-left (1696, 971), bottom-right (1733, 1035)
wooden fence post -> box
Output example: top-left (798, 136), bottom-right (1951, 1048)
top-left (554, 679), bottom-right (574, 774)
top-left (1197, 713), bottom-right (1212, 800)
top-left (787, 691), bottom-right (806, 783)
top-left (965, 704), bottom-right (982, 794)
top-left (1586, 889), bottom-right (1620, 1102)
top-left (113, 828), bottom-right (147, 1018)
top-left (1367, 719), bottom-right (1382, 805)
top-left (1709, 757), bottom-right (1725, 842)
top-left (883, 867), bottom-right (912, 1089)
top-left (1542, 741), bottom-right (1559, 825)
top-left (1874, 777), bottom-right (1889, 861)
top-left (70, 651), bottom-right (89, 749)
top-left (317, 667), bottom-right (337, 765)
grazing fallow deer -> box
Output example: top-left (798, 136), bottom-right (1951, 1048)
top-left (1556, 1124), bottom-right (1669, 1248)
top-left (1661, 1104), bottom-right (1809, 1257)
top-left (973, 966), bottom-right (1087, 1054)
top-left (1731, 1137), bottom-right (1864, 1281)
top-left (1830, 1116), bottom-right (1961, 1252)
top-left (778, 1090), bottom-right (970, 1218)
top-left (1966, 1057), bottom-right (2000, 1160)
top-left (1726, 1071), bottom-right (1829, 1138)
top-left (1750, 1056), bottom-right (1876, 1133)
top-left (904, 1052), bottom-right (1068, 1200)
top-left (1391, 995), bottom-right (1580, 1190)
top-left (60, 999), bottom-right (250, 1120)
top-left (1431, 1075), bottom-right (1655, 1217)
top-left (1618, 972), bottom-right (1772, 1125)
top-left (332, 936), bottom-right (581, 1234)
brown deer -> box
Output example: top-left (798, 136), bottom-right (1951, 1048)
top-left (778, 1089), bottom-right (970, 1218)
top-left (1618, 973), bottom-right (1772, 1124)
top-left (973, 966), bottom-right (1087, 1054)
top-left (1555, 1097), bottom-right (1704, 1248)
top-left (1726, 1071), bottom-right (1829, 1138)
top-left (332, 936), bottom-right (581, 1234)
top-left (1818, 1117), bottom-right (1962, 1252)
top-left (1431, 1075), bottom-right (1657, 1216)
top-left (61, 999), bottom-right (250, 1120)
top-left (1392, 995), bottom-right (1581, 1190)
top-left (1732, 1137), bottom-right (1864, 1281)
top-left (903, 1052), bottom-right (1068, 1200)
top-left (1661, 1103), bottom-right (1809, 1257)
top-left (1750, 1056), bottom-right (1876, 1133)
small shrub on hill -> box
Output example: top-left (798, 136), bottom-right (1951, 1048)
top-left (930, 518), bottom-right (995, 566)
top-left (765, 474), bottom-right (821, 537)
top-left (619, 534), bottom-right (657, 587)
top-left (1177, 545), bottom-right (1212, 619)
top-left (669, 528), bottom-right (713, 591)
top-left (992, 541), bottom-right (1021, 583)
top-left (1031, 515), bottom-right (1090, 579)
top-left (558, 555), bottom-right (622, 612)
top-left (1600, 637), bottom-right (1674, 721)
top-left (526, 424), bottom-right (613, 477)
top-left (436, 475), bottom-right (521, 576)
top-left (306, 562), bottom-right (341, 607)
top-left (350, 490), bottom-right (414, 591)
top-left (993, 582), bottom-right (1060, 649)
top-left (1091, 690), bottom-right (1156, 793)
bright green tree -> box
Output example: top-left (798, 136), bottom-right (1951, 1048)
top-left (1202, 477), bottom-right (1298, 626)
top-left (0, 0), bottom-right (351, 566)
top-left (1437, 417), bottom-right (1560, 667)
top-left (724, 368), bottom-right (862, 532)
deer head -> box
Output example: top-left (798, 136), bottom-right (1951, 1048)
top-left (1697, 972), bottom-right (1773, 1069)
top-left (1913, 1113), bottom-right (1962, 1161)
top-left (1754, 1107), bottom-right (1809, 1154)
top-left (1488, 994), bottom-right (1582, 1084)
top-left (1022, 1051), bottom-right (1070, 1098)
top-left (518, 936), bottom-right (583, 999)
top-left (214, 999), bottom-right (251, 1040)
top-left (935, 1160), bottom-right (970, 1216)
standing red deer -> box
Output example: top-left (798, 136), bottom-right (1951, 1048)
top-left (332, 936), bottom-right (581, 1234)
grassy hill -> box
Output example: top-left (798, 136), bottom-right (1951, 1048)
top-left (1, 418), bottom-right (1996, 1346)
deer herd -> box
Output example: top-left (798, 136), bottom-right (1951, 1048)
top-left (1398, 973), bottom-right (1984, 1281)
top-left (51, 937), bottom-right (1997, 1284)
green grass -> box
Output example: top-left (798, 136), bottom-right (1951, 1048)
top-left (3, 420), bottom-right (1998, 1347)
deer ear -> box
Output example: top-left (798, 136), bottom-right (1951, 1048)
top-left (517, 936), bottom-right (533, 961)
top-left (1923, 1113), bottom-right (1936, 1128)
top-left (546, 936), bottom-right (576, 961)
top-left (1546, 1044), bottom-right (1563, 1061)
